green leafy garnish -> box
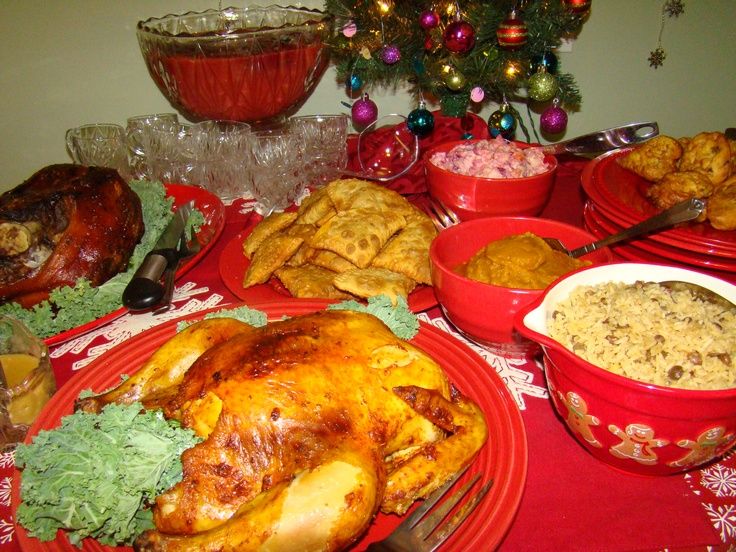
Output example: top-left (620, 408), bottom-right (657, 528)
top-left (176, 305), bottom-right (269, 332)
top-left (328, 295), bottom-right (420, 340)
top-left (15, 402), bottom-right (200, 547)
top-left (0, 181), bottom-right (193, 338)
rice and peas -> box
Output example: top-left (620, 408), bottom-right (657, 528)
top-left (549, 281), bottom-right (736, 390)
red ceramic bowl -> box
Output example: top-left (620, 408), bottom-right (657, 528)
top-left (515, 262), bottom-right (736, 476)
top-left (429, 217), bottom-right (613, 358)
top-left (424, 139), bottom-right (558, 221)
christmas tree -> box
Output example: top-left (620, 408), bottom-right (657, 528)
top-left (325, 0), bottom-right (591, 139)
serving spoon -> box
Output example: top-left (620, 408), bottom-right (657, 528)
top-left (657, 280), bottom-right (735, 311)
top-left (544, 197), bottom-right (706, 258)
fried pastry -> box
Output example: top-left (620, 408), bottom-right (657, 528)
top-left (311, 249), bottom-right (358, 273)
top-left (679, 131), bottom-right (731, 185)
top-left (295, 186), bottom-right (336, 226)
top-left (243, 211), bottom-right (298, 259)
top-left (333, 267), bottom-right (417, 305)
top-left (240, 178), bottom-right (437, 304)
top-left (645, 170), bottom-right (714, 220)
top-left (371, 215), bottom-right (437, 285)
top-left (275, 265), bottom-right (355, 299)
top-left (324, 178), bottom-right (376, 211)
top-left (283, 223), bottom-right (318, 267)
top-left (309, 208), bottom-right (406, 268)
top-left (617, 135), bottom-right (683, 181)
top-left (708, 176), bottom-right (736, 230)
top-left (243, 234), bottom-right (304, 287)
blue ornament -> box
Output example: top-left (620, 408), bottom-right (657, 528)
top-left (488, 108), bottom-right (516, 139)
top-left (531, 51), bottom-right (559, 75)
top-left (462, 132), bottom-right (474, 139)
top-left (346, 74), bottom-right (363, 91)
top-left (407, 105), bottom-right (434, 137)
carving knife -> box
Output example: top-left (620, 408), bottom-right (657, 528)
top-left (122, 201), bottom-right (193, 311)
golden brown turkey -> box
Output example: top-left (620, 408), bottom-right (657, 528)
top-left (78, 309), bottom-right (489, 551)
top-left (0, 164), bottom-right (144, 307)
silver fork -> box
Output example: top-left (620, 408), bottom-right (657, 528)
top-left (366, 467), bottom-right (493, 552)
top-left (425, 196), bottom-right (461, 231)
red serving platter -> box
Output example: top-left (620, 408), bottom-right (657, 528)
top-left (43, 184), bottom-right (225, 347)
top-left (584, 203), bottom-right (736, 272)
top-left (218, 217), bottom-right (439, 313)
top-left (12, 300), bottom-right (528, 552)
top-left (581, 150), bottom-right (736, 254)
top-left (584, 207), bottom-right (736, 284)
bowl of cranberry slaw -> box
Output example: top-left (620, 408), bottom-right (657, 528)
top-left (425, 137), bottom-right (558, 220)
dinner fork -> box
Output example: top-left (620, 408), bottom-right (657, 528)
top-left (425, 196), bottom-right (461, 231)
top-left (366, 467), bottom-right (493, 552)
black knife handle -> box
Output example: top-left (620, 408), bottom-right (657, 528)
top-left (122, 253), bottom-right (170, 310)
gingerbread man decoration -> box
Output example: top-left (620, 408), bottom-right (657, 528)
top-left (608, 423), bottom-right (669, 465)
top-left (558, 390), bottom-right (602, 448)
top-left (669, 426), bottom-right (736, 468)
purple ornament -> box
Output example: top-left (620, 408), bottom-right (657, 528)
top-left (351, 95), bottom-right (378, 128)
top-left (380, 44), bottom-right (401, 65)
top-left (540, 104), bottom-right (568, 134)
top-left (419, 10), bottom-right (440, 30)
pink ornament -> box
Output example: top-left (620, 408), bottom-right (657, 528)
top-left (540, 104), bottom-right (568, 134)
top-left (470, 86), bottom-right (485, 103)
top-left (342, 21), bottom-right (357, 37)
top-left (443, 20), bottom-right (476, 54)
top-left (351, 94), bottom-right (378, 128)
top-left (419, 10), bottom-right (440, 30)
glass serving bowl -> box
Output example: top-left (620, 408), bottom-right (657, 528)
top-left (137, 5), bottom-right (334, 127)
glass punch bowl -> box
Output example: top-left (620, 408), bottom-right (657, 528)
top-left (137, 5), bottom-right (334, 126)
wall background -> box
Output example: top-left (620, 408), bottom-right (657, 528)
top-left (1, 1), bottom-right (734, 190)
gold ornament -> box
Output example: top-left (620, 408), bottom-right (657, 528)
top-left (444, 70), bottom-right (467, 91)
top-left (375, 0), bottom-right (394, 15)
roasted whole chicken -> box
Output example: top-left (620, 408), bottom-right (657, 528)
top-left (0, 164), bottom-right (144, 307)
top-left (79, 309), bottom-right (489, 551)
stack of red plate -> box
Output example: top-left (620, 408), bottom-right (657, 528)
top-left (581, 150), bottom-right (736, 283)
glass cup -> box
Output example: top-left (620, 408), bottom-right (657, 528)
top-left (290, 114), bottom-right (349, 187)
top-left (143, 121), bottom-right (198, 185)
top-left (125, 113), bottom-right (179, 181)
top-left (0, 316), bottom-right (56, 451)
top-left (193, 120), bottom-right (253, 202)
top-left (250, 128), bottom-right (308, 215)
top-left (65, 123), bottom-right (130, 179)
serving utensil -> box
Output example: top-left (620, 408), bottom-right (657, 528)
top-left (366, 466), bottom-right (493, 551)
top-left (153, 232), bottom-right (201, 314)
top-left (543, 198), bottom-right (705, 258)
top-left (122, 201), bottom-right (195, 311)
top-left (540, 121), bottom-right (659, 156)
top-left (658, 280), bottom-right (735, 311)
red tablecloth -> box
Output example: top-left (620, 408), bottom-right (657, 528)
top-left (2, 117), bottom-right (735, 551)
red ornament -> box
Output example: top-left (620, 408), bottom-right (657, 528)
top-left (563, 0), bottom-right (592, 14)
top-left (443, 20), bottom-right (476, 54)
top-left (496, 10), bottom-right (528, 51)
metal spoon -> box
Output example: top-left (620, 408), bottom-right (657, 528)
top-left (658, 280), bottom-right (735, 311)
top-left (540, 121), bottom-right (659, 156)
top-left (544, 198), bottom-right (706, 258)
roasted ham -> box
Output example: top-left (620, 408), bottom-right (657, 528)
top-left (0, 164), bottom-right (144, 307)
